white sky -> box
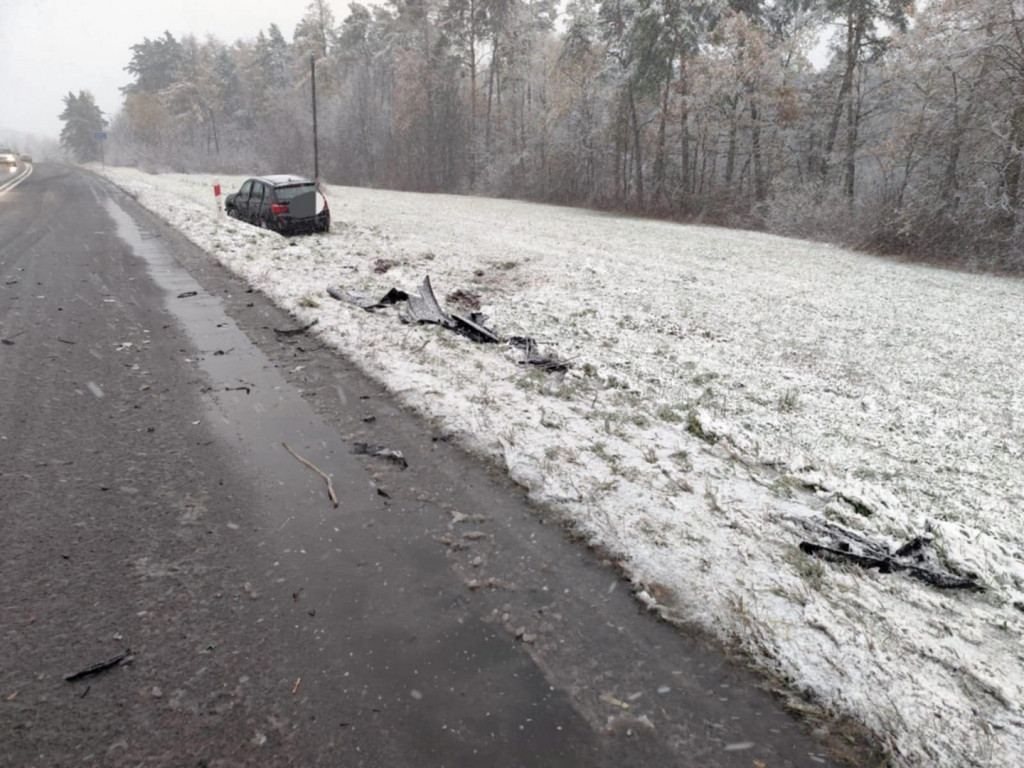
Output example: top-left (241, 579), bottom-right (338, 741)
top-left (0, 0), bottom-right (348, 142)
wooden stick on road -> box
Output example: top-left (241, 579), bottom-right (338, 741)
top-left (282, 442), bottom-right (339, 508)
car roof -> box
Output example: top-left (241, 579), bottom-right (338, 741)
top-left (253, 174), bottom-right (314, 186)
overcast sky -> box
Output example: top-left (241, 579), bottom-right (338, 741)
top-left (0, 0), bottom-right (343, 143)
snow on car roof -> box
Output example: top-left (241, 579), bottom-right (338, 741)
top-left (256, 174), bottom-right (313, 186)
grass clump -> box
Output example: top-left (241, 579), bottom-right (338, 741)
top-left (686, 409), bottom-right (715, 443)
top-left (656, 403), bottom-right (684, 424)
top-left (778, 387), bottom-right (800, 412)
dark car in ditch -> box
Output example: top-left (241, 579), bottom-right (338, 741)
top-left (225, 175), bottom-right (329, 235)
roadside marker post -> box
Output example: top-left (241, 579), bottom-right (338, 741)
top-left (213, 181), bottom-right (223, 217)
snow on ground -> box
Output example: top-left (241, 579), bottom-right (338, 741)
top-left (99, 166), bottom-right (1024, 766)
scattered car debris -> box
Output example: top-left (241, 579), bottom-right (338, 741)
top-left (64, 648), bottom-right (134, 682)
top-left (177, 291), bottom-right (198, 299)
top-left (452, 312), bottom-right (501, 343)
top-left (1, 338), bottom-right (13, 346)
top-left (327, 286), bottom-right (408, 311)
top-left (402, 276), bottom-right (452, 326)
top-left (353, 442), bottom-right (408, 469)
top-left (274, 319), bottom-right (319, 336)
top-left (793, 516), bottom-right (983, 590)
top-left (326, 275), bottom-right (571, 373)
top-left (509, 336), bottom-right (571, 372)
top-left (225, 385), bottom-right (251, 394)
top-left (282, 442), bottom-right (338, 508)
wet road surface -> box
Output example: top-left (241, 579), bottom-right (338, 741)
top-left (0, 166), bottom-right (877, 766)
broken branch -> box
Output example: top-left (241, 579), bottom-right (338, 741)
top-left (282, 442), bottom-right (339, 508)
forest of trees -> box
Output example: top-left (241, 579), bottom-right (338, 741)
top-left (88, 0), bottom-right (1024, 271)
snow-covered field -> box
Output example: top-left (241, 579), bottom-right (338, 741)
top-left (98, 166), bottom-right (1024, 766)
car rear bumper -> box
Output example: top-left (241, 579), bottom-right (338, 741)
top-left (275, 213), bottom-right (330, 235)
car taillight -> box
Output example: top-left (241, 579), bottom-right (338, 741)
top-left (270, 203), bottom-right (289, 215)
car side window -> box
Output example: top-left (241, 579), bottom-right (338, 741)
top-left (239, 180), bottom-right (253, 200)
top-left (252, 183), bottom-right (265, 206)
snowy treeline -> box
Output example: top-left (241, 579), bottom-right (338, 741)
top-left (105, 0), bottom-right (1024, 270)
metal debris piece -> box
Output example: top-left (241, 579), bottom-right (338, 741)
top-left (64, 649), bottom-right (134, 682)
top-left (177, 291), bottom-right (198, 299)
top-left (793, 516), bottom-right (983, 590)
top-left (353, 442), bottom-right (408, 469)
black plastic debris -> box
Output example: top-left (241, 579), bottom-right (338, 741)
top-left (793, 516), bottom-right (982, 590)
top-left (327, 275), bottom-right (571, 373)
top-left (403, 276), bottom-right (453, 327)
top-left (452, 312), bottom-right (501, 343)
top-left (64, 648), bottom-right (134, 682)
top-left (510, 336), bottom-right (571, 373)
top-left (177, 291), bottom-right (198, 299)
top-left (353, 442), bottom-right (408, 469)
top-left (327, 287), bottom-right (408, 311)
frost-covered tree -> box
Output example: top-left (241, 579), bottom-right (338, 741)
top-left (865, 0), bottom-right (1024, 267)
top-left (819, 0), bottom-right (911, 196)
top-left (123, 32), bottom-right (185, 95)
top-left (58, 90), bottom-right (106, 161)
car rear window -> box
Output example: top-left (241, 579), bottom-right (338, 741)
top-left (275, 184), bottom-right (317, 202)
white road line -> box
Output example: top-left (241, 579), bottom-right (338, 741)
top-left (0, 164), bottom-right (34, 197)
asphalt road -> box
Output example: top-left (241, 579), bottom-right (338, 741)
top-left (0, 165), bottom-right (879, 767)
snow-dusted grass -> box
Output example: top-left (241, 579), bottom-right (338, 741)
top-left (99, 165), bottom-right (1024, 766)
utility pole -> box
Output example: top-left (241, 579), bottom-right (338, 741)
top-left (311, 54), bottom-right (319, 183)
